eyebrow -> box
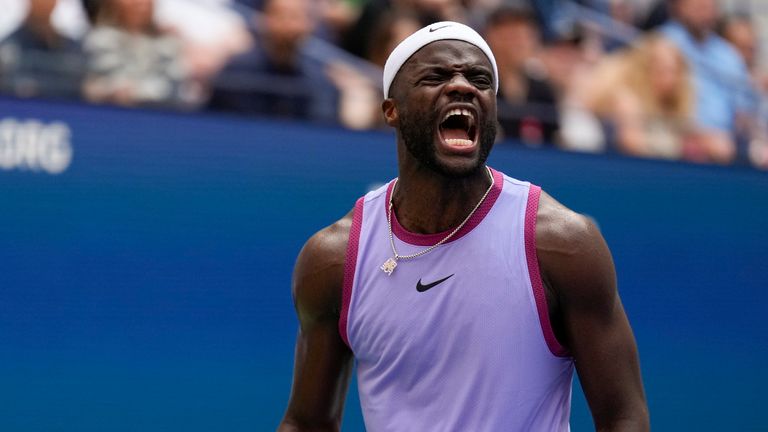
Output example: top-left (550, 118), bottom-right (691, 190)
top-left (413, 64), bottom-right (493, 75)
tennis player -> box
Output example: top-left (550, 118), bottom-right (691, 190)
top-left (278, 22), bottom-right (649, 431)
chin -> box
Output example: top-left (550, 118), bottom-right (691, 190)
top-left (431, 157), bottom-right (487, 178)
top-left (439, 136), bottom-right (495, 179)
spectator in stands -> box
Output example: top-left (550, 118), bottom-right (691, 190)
top-left (0, 0), bottom-right (84, 99)
top-left (636, 0), bottom-right (669, 31)
top-left (485, 6), bottom-right (559, 146)
top-left (660, 0), bottom-right (751, 164)
top-left (341, 0), bottom-right (467, 59)
top-left (316, 0), bottom-right (364, 45)
top-left (583, 34), bottom-right (694, 160)
top-left (543, 25), bottom-right (607, 153)
top-left (82, 0), bottom-right (193, 108)
top-left (718, 13), bottom-right (768, 169)
top-left (208, 0), bottom-right (339, 124)
top-left (718, 14), bottom-right (767, 94)
top-left (152, 0), bottom-right (252, 90)
top-left (322, 10), bottom-right (421, 130)
top-left (526, 0), bottom-right (563, 41)
top-left (366, 10), bottom-right (421, 68)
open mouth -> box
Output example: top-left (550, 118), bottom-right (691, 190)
top-left (439, 108), bottom-right (477, 148)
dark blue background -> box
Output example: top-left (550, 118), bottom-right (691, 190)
top-left (1, 98), bottom-right (766, 430)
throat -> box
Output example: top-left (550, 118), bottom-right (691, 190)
top-left (391, 167), bottom-right (494, 234)
top-left (394, 205), bottom-right (464, 235)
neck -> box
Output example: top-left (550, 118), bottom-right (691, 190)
top-left (392, 163), bottom-right (492, 234)
top-left (679, 21), bottom-right (709, 43)
top-left (263, 37), bottom-right (300, 69)
top-left (25, 17), bottom-right (57, 43)
top-left (500, 70), bottom-right (527, 102)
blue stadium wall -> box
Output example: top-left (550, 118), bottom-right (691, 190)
top-left (1, 97), bottom-right (766, 431)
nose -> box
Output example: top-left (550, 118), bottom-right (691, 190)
top-left (444, 73), bottom-right (476, 99)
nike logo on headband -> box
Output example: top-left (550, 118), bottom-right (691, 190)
top-left (429, 24), bottom-right (453, 32)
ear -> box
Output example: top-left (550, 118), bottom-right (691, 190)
top-left (382, 98), bottom-right (399, 127)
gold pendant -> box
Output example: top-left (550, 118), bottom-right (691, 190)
top-left (381, 257), bottom-right (397, 275)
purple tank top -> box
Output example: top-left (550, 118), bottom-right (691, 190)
top-left (340, 168), bottom-right (574, 431)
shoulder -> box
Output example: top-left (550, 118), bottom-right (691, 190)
top-left (535, 190), bottom-right (599, 255)
top-left (212, 48), bottom-right (270, 86)
top-left (226, 44), bottom-right (267, 70)
top-left (535, 189), bottom-right (616, 306)
top-left (297, 211), bottom-right (354, 271)
top-left (2, 27), bottom-right (25, 45)
top-left (660, 21), bottom-right (686, 42)
top-left (84, 26), bottom-right (124, 51)
top-left (710, 36), bottom-right (748, 70)
top-left (292, 210), bottom-right (354, 322)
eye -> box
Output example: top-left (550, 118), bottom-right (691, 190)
top-left (471, 75), bottom-right (492, 88)
top-left (420, 75), bottom-right (445, 84)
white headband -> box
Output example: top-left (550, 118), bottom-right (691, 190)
top-left (382, 21), bottom-right (499, 98)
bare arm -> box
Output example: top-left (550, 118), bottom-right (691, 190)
top-left (537, 192), bottom-right (649, 431)
top-left (278, 213), bottom-right (355, 432)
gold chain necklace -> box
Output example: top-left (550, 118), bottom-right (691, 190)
top-left (380, 166), bottom-right (494, 276)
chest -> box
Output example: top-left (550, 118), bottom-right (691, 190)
top-left (348, 221), bottom-right (538, 365)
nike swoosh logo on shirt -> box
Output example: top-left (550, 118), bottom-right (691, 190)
top-left (416, 274), bottom-right (455, 292)
top-left (429, 24), bottom-right (453, 33)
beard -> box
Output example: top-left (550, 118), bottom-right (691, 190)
top-left (398, 104), bottom-right (497, 178)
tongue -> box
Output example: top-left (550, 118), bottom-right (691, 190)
top-left (442, 128), bottom-right (470, 141)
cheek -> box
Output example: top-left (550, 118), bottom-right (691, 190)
top-left (481, 94), bottom-right (497, 118)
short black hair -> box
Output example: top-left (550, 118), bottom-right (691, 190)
top-left (716, 12), bottom-right (753, 36)
top-left (81, 0), bottom-right (100, 23)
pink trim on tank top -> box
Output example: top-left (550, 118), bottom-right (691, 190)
top-left (524, 185), bottom-right (570, 358)
top-left (384, 167), bottom-right (504, 246)
top-left (339, 197), bottom-right (364, 349)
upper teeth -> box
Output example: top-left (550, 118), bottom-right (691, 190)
top-left (443, 108), bottom-right (475, 126)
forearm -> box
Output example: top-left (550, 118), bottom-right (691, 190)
top-left (582, 336), bottom-right (649, 432)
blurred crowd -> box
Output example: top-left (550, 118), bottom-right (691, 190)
top-left (2, 0), bottom-right (768, 169)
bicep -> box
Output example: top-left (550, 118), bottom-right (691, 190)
top-left (560, 248), bottom-right (642, 423)
top-left (540, 212), bottom-right (648, 429)
top-left (280, 223), bottom-right (354, 431)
